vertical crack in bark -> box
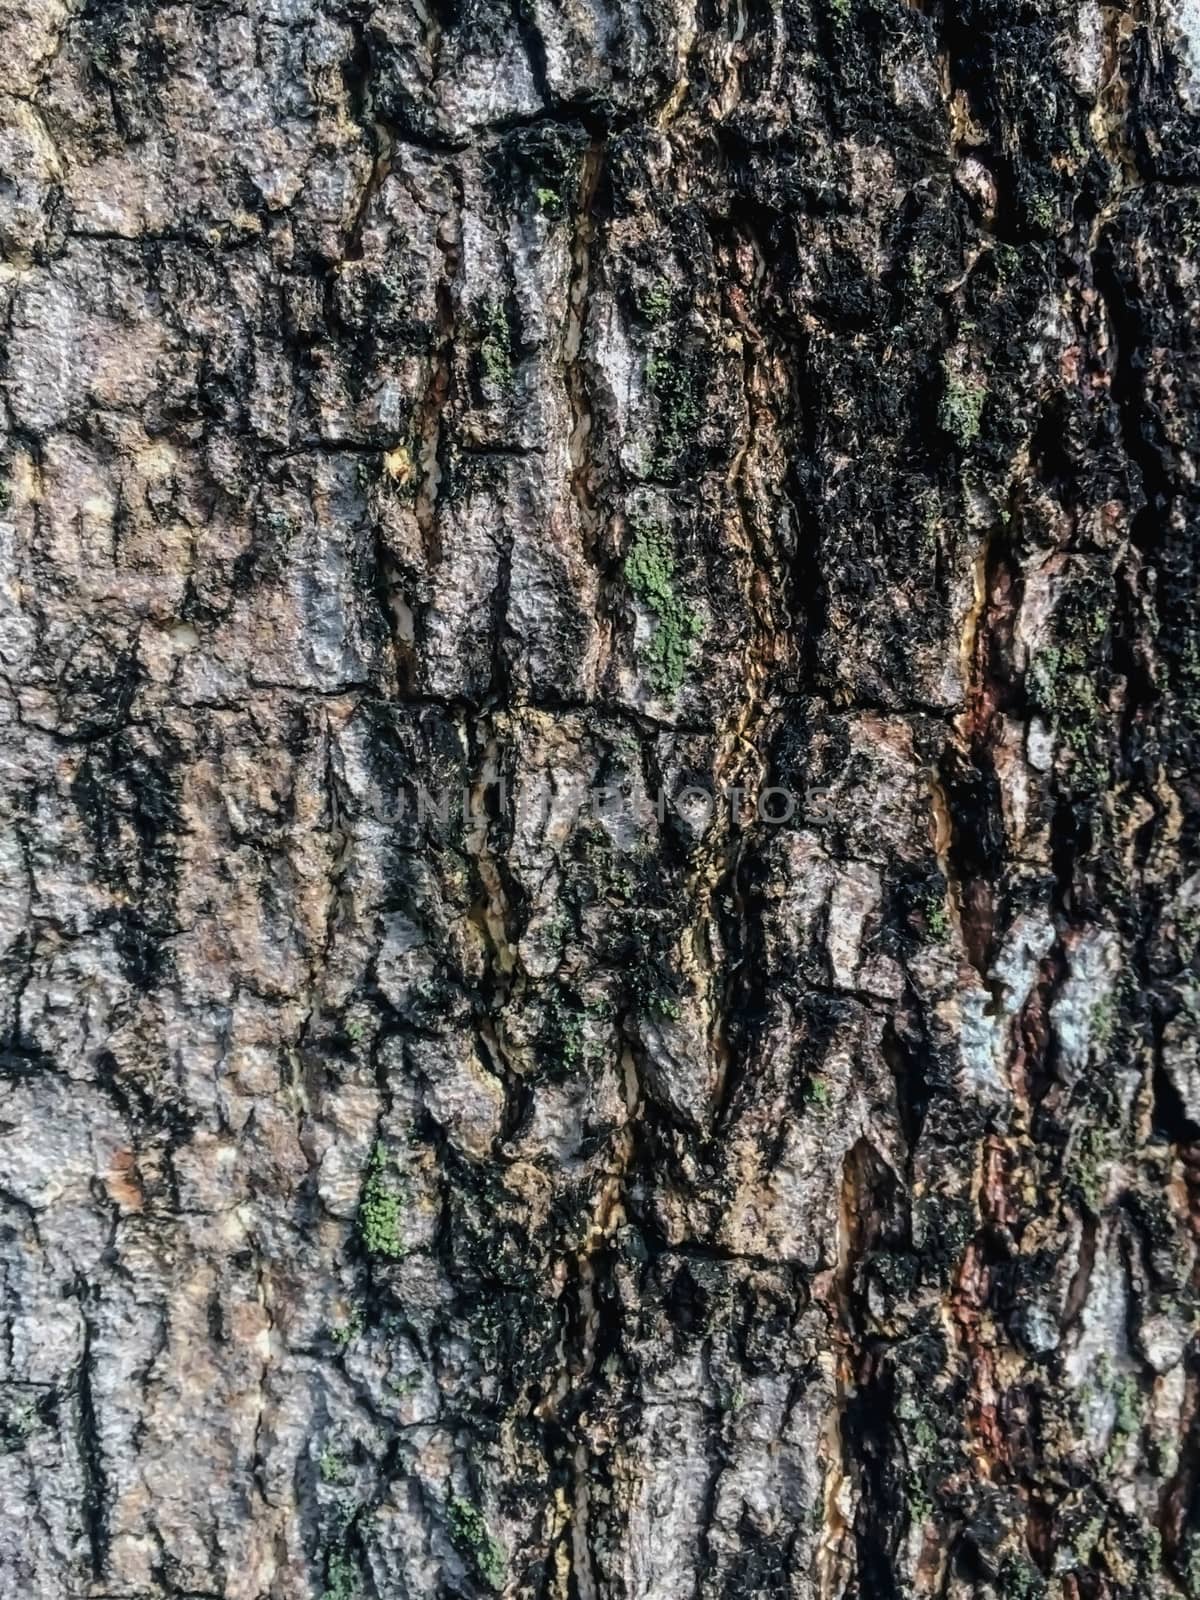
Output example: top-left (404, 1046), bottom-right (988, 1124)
top-left (413, 182), bottom-right (462, 573)
top-left (941, 518), bottom-right (1019, 986)
top-left (344, 124), bottom-right (395, 268)
top-left (75, 1301), bottom-right (108, 1581)
top-left (703, 222), bottom-right (781, 1123)
top-left (465, 726), bottom-right (519, 1005)
top-left (510, 0), bottom-right (554, 109)
top-left (565, 138), bottom-right (604, 567)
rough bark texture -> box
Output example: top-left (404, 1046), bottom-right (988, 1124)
top-left (3, 0), bottom-right (1200, 1597)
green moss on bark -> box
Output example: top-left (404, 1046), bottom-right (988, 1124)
top-left (448, 1497), bottom-right (506, 1589)
top-left (624, 521), bottom-right (702, 697)
top-left (358, 1142), bottom-right (405, 1259)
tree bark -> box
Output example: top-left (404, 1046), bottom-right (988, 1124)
top-left (3, 0), bottom-right (1200, 1596)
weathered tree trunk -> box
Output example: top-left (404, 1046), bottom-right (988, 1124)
top-left (3, 0), bottom-right (1200, 1596)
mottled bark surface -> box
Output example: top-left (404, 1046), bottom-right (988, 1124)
top-left (3, 0), bottom-right (1200, 1596)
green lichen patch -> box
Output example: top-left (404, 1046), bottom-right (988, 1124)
top-left (1063, 1069), bottom-right (1130, 1215)
top-left (1030, 644), bottom-right (1102, 730)
top-left (894, 868), bottom-right (952, 946)
top-left (448, 1496), bottom-right (506, 1590)
top-left (624, 520), bottom-right (702, 698)
top-left (1029, 592), bottom-right (1112, 786)
top-left (316, 1485), bottom-right (363, 1600)
top-left (569, 818), bottom-right (637, 907)
top-left (0, 1393), bottom-right (39, 1454)
top-left (499, 121), bottom-right (587, 226)
top-left (1180, 1529), bottom-right (1200, 1598)
top-left (1026, 191), bottom-right (1058, 236)
top-left (530, 978), bottom-right (605, 1080)
top-left (319, 1445), bottom-right (350, 1485)
top-left (1107, 1372), bottom-right (1142, 1463)
top-left (628, 958), bottom-right (683, 1024)
top-left (916, 881), bottom-right (949, 942)
top-left (330, 1303), bottom-right (364, 1349)
top-left (895, 1377), bottom-right (961, 1530)
top-left (803, 1076), bottom-right (830, 1110)
top-left (998, 1553), bottom-right (1046, 1600)
top-left (475, 298), bottom-right (514, 394)
top-left (645, 352), bottom-right (701, 476)
top-left (938, 363), bottom-right (987, 448)
top-left (358, 1141), bottom-right (405, 1260)
top-left (1073, 1352), bottom-right (1144, 1473)
top-left (1091, 1355), bottom-right (1143, 1469)
top-left (1068, 1120), bottom-right (1115, 1214)
top-left (545, 984), bottom-right (587, 1072)
top-left (636, 277), bottom-right (674, 325)
top-left (321, 1550), bottom-right (360, 1600)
